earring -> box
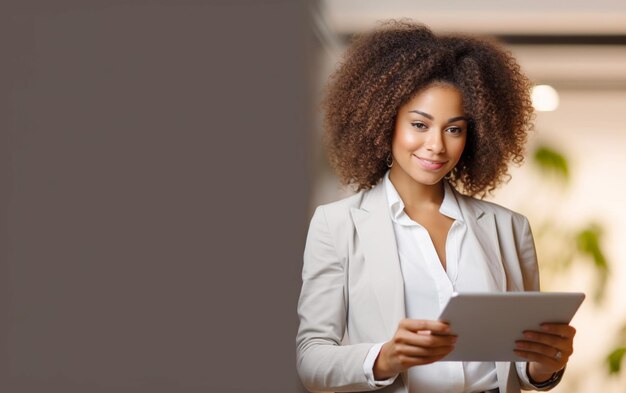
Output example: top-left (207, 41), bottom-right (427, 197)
top-left (386, 154), bottom-right (394, 168)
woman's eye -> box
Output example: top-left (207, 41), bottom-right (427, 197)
top-left (411, 122), bottom-right (427, 130)
top-left (446, 127), bottom-right (463, 134)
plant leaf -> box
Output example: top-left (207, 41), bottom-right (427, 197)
top-left (576, 225), bottom-right (609, 271)
top-left (575, 224), bottom-right (609, 302)
top-left (607, 347), bottom-right (626, 374)
top-left (533, 146), bottom-right (570, 181)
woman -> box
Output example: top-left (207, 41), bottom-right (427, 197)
top-left (296, 21), bottom-right (576, 393)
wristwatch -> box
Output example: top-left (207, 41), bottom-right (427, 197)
top-left (526, 363), bottom-right (565, 389)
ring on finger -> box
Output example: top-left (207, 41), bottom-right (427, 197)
top-left (554, 350), bottom-right (562, 361)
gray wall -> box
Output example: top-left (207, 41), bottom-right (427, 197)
top-left (1, 1), bottom-right (311, 392)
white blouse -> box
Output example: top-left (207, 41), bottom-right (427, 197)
top-left (363, 172), bottom-right (502, 393)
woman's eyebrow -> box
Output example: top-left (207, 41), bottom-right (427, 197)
top-left (409, 110), bottom-right (468, 124)
top-left (448, 116), bottom-right (469, 123)
top-left (408, 110), bottom-right (433, 120)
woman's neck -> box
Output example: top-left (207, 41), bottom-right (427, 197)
top-left (388, 169), bottom-right (445, 210)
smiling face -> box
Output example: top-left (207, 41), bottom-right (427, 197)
top-left (389, 83), bottom-right (468, 191)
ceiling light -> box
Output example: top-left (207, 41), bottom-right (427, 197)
top-left (531, 85), bottom-right (559, 112)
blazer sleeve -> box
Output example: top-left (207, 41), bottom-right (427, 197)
top-left (515, 214), bottom-right (540, 293)
top-left (296, 206), bottom-right (377, 392)
top-left (513, 215), bottom-right (565, 391)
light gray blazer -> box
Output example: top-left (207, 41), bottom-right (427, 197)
top-left (296, 181), bottom-right (561, 393)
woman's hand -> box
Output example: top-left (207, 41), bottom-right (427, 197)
top-left (514, 323), bottom-right (576, 383)
top-left (373, 319), bottom-right (457, 380)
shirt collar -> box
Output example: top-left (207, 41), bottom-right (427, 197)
top-left (440, 182), bottom-right (464, 222)
top-left (383, 171), bottom-right (464, 223)
top-left (383, 171), bottom-right (406, 222)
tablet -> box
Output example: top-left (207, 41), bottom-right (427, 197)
top-left (437, 292), bottom-right (585, 361)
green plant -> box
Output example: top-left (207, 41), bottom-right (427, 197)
top-left (607, 323), bottom-right (626, 374)
top-left (529, 143), bottom-right (620, 376)
top-left (533, 146), bottom-right (570, 182)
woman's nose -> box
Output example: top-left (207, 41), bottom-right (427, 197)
top-left (425, 130), bottom-right (446, 153)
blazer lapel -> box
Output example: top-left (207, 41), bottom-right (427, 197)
top-left (455, 191), bottom-right (507, 291)
top-left (350, 183), bottom-right (406, 338)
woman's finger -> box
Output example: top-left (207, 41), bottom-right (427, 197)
top-left (395, 343), bottom-right (455, 358)
top-left (539, 323), bottom-right (576, 339)
top-left (520, 331), bottom-right (572, 354)
top-left (515, 340), bottom-right (570, 360)
top-left (514, 349), bottom-right (562, 370)
top-left (396, 329), bottom-right (457, 348)
top-left (399, 319), bottom-right (451, 334)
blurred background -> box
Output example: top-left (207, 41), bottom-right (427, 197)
top-left (308, 1), bottom-right (626, 392)
top-left (2, 1), bottom-right (625, 392)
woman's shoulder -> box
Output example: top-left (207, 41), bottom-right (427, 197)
top-left (453, 189), bottom-right (528, 223)
top-left (316, 190), bottom-right (366, 213)
top-left (311, 189), bottom-right (366, 226)
top-left (304, 189), bottom-right (371, 257)
top-left (307, 185), bottom-right (381, 236)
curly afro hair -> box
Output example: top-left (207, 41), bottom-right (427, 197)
top-left (323, 20), bottom-right (534, 197)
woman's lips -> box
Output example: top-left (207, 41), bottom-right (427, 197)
top-left (413, 155), bottom-right (447, 170)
